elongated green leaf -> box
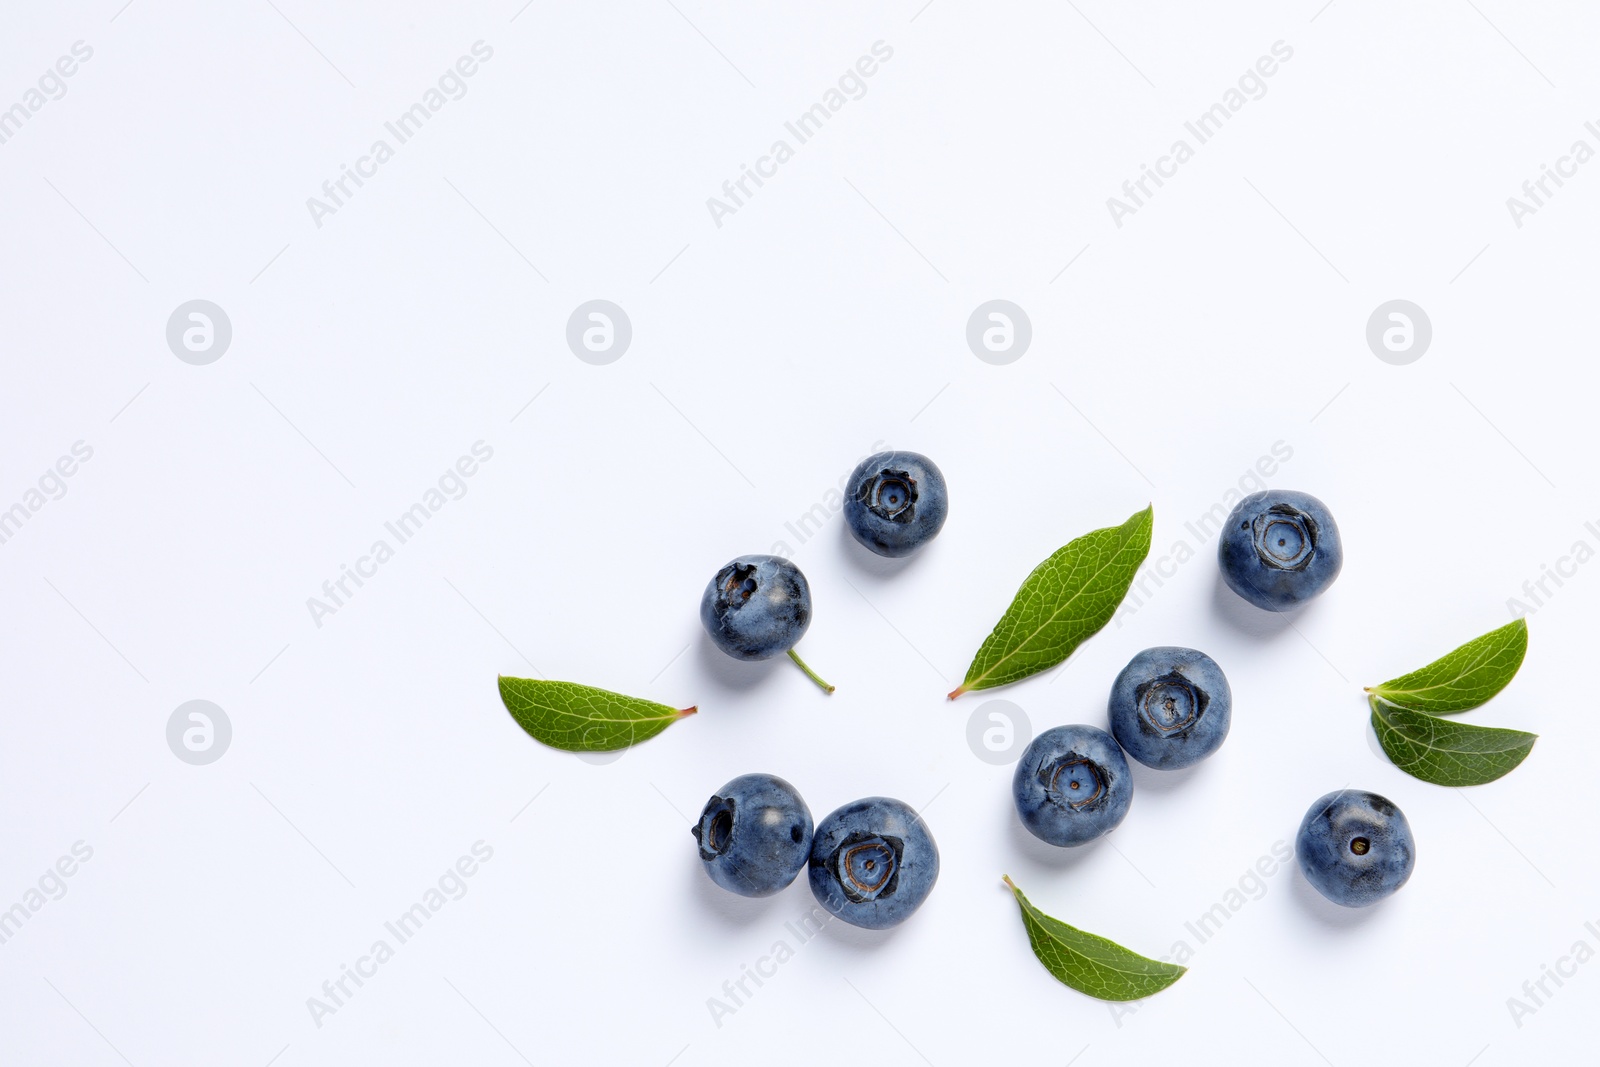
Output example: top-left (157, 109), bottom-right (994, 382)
top-left (498, 677), bottom-right (696, 752)
top-left (1004, 876), bottom-right (1185, 1001)
top-left (1369, 696), bottom-right (1536, 787)
top-left (1366, 619), bottom-right (1528, 714)
top-left (950, 506), bottom-right (1152, 697)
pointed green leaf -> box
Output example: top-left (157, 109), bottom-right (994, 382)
top-left (1004, 876), bottom-right (1185, 1002)
top-left (1366, 619), bottom-right (1527, 714)
top-left (1369, 696), bottom-right (1536, 787)
top-left (498, 676), bottom-right (696, 752)
top-left (951, 506), bottom-right (1153, 698)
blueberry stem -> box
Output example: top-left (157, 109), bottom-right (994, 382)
top-left (786, 648), bottom-right (835, 694)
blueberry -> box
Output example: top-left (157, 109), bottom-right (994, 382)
top-left (1012, 725), bottom-right (1132, 846)
top-left (1218, 490), bottom-right (1343, 611)
top-left (842, 451), bottom-right (949, 558)
top-left (1108, 646), bottom-right (1231, 770)
top-left (808, 797), bottom-right (939, 929)
top-left (700, 554), bottom-right (833, 692)
top-left (1296, 789), bottom-right (1415, 907)
top-left (693, 773), bottom-right (814, 897)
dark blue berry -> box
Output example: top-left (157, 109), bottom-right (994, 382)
top-left (700, 555), bottom-right (832, 691)
top-left (843, 451), bottom-right (949, 558)
top-left (1296, 789), bottom-right (1415, 907)
top-left (1218, 490), bottom-right (1343, 611)
top-left (693, 773), bottom-right (813, 897)
top-left (1012, 725), bottom-right (1132, 847)
top-left (1108, 646), bottom-right (1231, 769)
top-left (808, 797), bottom-right (938, 929)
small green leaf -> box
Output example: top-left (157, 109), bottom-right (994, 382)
top-left (498, 676), bottom-right (696, 753)
top-left (1004, 877), bottom-right (1185, 1001)
top-left (950, 506), bottom-right (1153, 698)
top-left (1366, 619), bottom-right (1527, 714)
top-left (1369, 696), bottom-right (1536, 787)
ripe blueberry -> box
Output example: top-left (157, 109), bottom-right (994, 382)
top-left (1296, 789), bottom-right (1415, 907)
top-left (693, 773), bottom-right (814, 897)
top-left (700, 554), bottom-right (833, 692)
top-left (1108, 646), bottom-right (1231, 770)
top-left (808, 797), bottom-right (939, 929)
top-left (842, 451), bottom-right (949, 558)
top-left (1012, 725), bottom-right (1132, 847)
top-left (1218, 490), bottom-right (1343, 611)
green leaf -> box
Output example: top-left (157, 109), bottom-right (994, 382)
top-left (1366, 619), bottom-right (1528, 714)
top-left (498, 676), bottom-right (696, 753)
top-left (1004, 876), bottom-right (1186, 1002)
top-left (1369, 696), bottom-right (1536, 787)
top-left (950, 506), bottom-right (1153, 698)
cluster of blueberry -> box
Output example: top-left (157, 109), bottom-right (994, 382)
top-left (695, 452), bottom-right (948, 928)
top-left (692, 455), bottom-right (1414, 925)
top-left (1016, 488), bottom-right (1414, 909)
top-left (693, 775), bottom-right (940, 930)
top-left (698, 451), bottom-right (950, 691)
top-left (1012, 646), bottom-right (1232, 848)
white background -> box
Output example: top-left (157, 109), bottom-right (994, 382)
top-left (1, 1), bottom-right (1596, 1064)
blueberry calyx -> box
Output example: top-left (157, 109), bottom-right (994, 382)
top-left (827, 831), bottom-right (903, 903)
top-left (692, 796), bottom-right (736, 861)
top-left (717, 562), bottom-right (760, 608)
top-left (1251, 504), bottom-right (1318, 571)
top-left (857, 467), bottom-right (918, 525)
top-left (1134, 672), bottom-right (1206, 737)
top-left (1042, 754), bottom-right (1108, 811)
